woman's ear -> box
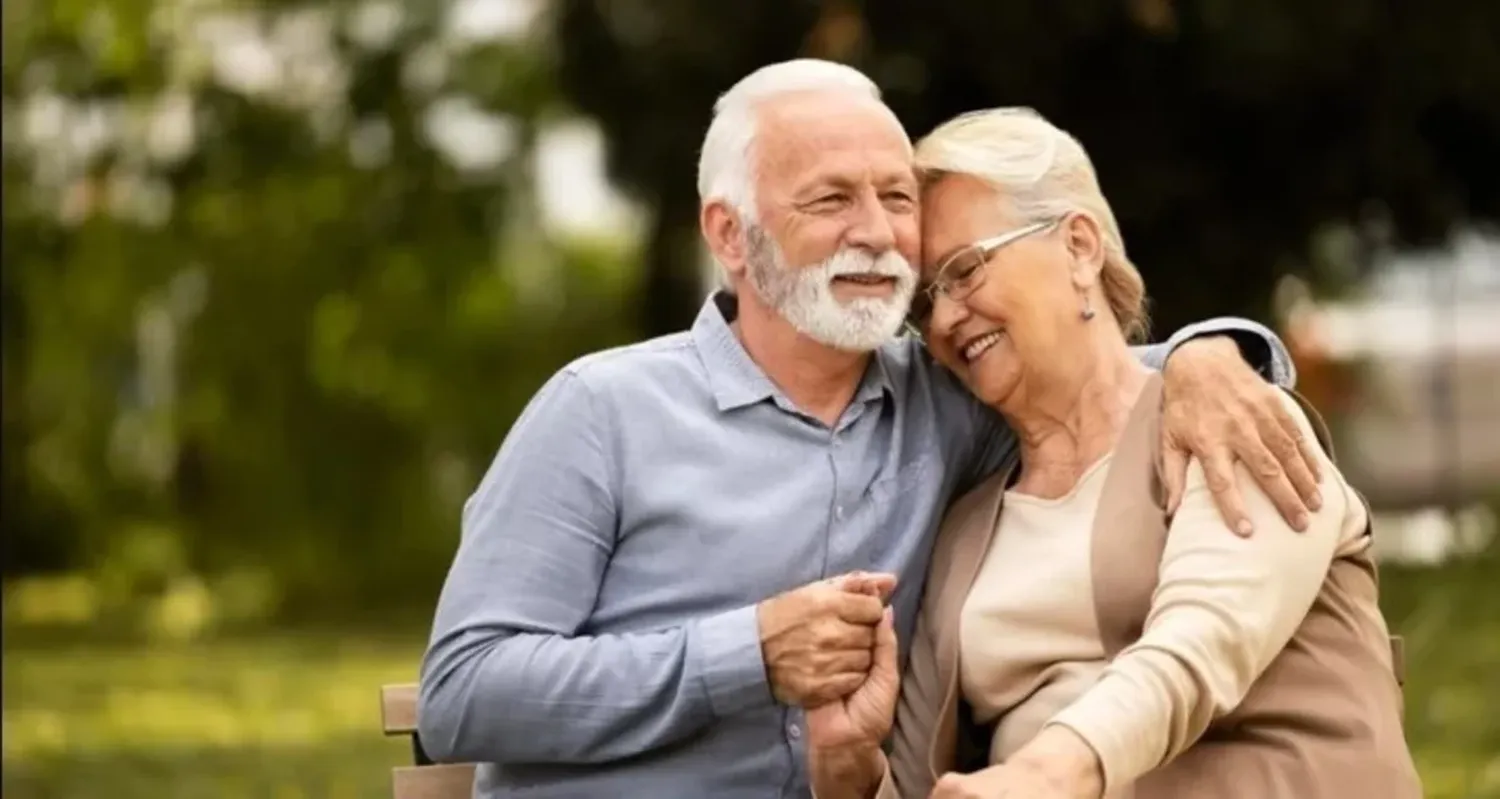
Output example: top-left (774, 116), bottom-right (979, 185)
top-left (1063, 213), bottom-right (1106, 290)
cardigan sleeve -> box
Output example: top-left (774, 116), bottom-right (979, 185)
top-left (1046, 391), bottom-right (1368, 792)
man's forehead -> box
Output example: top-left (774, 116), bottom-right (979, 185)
top-left (754, 92), bottom-right (912, 174)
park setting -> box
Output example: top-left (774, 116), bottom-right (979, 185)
top-left (4, 0), bottom-right (1499, 796)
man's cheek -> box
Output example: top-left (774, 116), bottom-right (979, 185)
top-left (894, 222), bottom-right (921, 261)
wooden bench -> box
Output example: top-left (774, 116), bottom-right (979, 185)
top-left (377, 637), bottom-right (1405, 796)
top-left (380, 683), bottom-right (475, 799)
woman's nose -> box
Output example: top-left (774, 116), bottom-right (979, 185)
top-left (928, 291), bottom-right (970, 339)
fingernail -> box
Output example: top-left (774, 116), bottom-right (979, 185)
top-left (1294, 513), bottom-right (1310, 530)
top-left (1309, 491), bottom-right (1323, 510)
top-left (1236, 520), bottom-right (1253, 536)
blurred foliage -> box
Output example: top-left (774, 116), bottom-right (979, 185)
top-left (4, 0), bottom-right (1498, 620)
top-left (2, 0), bottom-right (640, 615)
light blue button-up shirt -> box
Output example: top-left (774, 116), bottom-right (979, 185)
top-left (418, 292), bottom-right (1292, 798)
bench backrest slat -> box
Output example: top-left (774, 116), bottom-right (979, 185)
top-left (382, 683), bottom-right (419, 735)
top-left (393, 764), bottom-right (477, 799)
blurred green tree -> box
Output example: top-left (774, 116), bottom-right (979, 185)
top-left (1, 0), bottom-right (638, 615)
top-left (3, 0), bottom-right (1498, 619)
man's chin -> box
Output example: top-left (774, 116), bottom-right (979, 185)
top-left (803, 310), bottom-right (907, 352)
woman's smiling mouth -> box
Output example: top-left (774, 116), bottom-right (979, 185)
top-left (961, 330), bottom-right (1006, 363)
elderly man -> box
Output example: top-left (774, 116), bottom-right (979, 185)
top-left (418, 60), bottom-right (1319, 798)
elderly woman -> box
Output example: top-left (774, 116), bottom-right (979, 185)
top-left (804, 108), bottom-right (1421, 799)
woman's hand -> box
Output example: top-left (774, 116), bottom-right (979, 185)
top-left (1161, 336), bottom-right (1324, 535)
top-left (804, 604), bottom-right (900, 799)
top-left (928, 726), bottom-right (1104, 799)
top-left (928, 762), bottom-right (1070, 799)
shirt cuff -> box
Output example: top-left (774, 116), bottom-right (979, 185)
top-left (1044, 675), bottom-right (1156, 795)
top-left (1161, 317), bottom-right (1297, 389)
top-left (687, 604), bottom-right (773, 719)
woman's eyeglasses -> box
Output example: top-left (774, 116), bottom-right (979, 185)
top-left (905, 218), bottom-right (1060, 337)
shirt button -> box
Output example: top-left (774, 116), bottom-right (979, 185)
top-left (788, 723), bottom-right (802, 740)
top-left (834, 506), bottom-right (845, 520)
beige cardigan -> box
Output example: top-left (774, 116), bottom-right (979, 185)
top-left (871, 377), bottom-right (1420, 798)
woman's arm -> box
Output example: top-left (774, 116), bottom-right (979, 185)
top-left (1041, 391), bottom-right (1365, 793)
top-left (808, 591), bottom-right (952, 799)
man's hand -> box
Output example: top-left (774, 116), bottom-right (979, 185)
top-left (757, 572), bottom-right (897, 706)
top-left (1161, 336), bottom-right (1323, 535)
top-left (929, 726), bottom-right (1103, 799)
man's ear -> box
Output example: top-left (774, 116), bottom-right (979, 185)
top-left (1064, 213), bottom-right (1106, 291)
top-left (701, 200), bottom-right (749, 280)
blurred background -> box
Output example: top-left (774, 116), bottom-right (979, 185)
top-left (2, 0), bottom-right (1497, 796)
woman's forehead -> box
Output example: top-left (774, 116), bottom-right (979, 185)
top-left (920, 176), bottom-right (1011, 266)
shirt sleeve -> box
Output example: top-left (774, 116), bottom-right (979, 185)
top-left (951, 316), bottom-right (1294, 491)
top-left (1045, 392), bottom-right (1363, 791)
top-left (1133, 316), bottom-right (1297, 389)
top-left (417, 369), bottom-right (771, 766)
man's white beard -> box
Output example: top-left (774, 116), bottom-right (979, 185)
top-left (744, 226), bottom-right (917, 352)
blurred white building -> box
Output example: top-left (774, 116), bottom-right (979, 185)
top-left (1284, 229), bottom-right (1500, 562)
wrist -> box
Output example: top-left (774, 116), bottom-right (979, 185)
top-left (1165, 335), bottom-right (1239, 378)
top-left (809, 745), bottom-right (883, 799)
top-left (1013, 725), bottom-right (1104, 799)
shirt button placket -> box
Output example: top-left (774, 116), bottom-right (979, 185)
top-left (830, 432), bottom-right (845, 523)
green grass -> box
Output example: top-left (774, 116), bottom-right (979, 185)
top-left (2, 630), bottom-right (424, 798)
top-left (1377, 555), bottom-right (1500, 799)
top-left (2, 557), bottom-right (1497, 798)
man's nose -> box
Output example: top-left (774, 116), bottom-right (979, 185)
top-left (844, 192), bottom-right (897, 253)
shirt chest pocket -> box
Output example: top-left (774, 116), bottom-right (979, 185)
top-left (835, 452), bottom-right (941, 570)
top-left (861, 452), bottom-right (938, 518)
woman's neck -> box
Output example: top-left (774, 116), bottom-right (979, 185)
top-left (1002, 331), bottom-right (1152, 500)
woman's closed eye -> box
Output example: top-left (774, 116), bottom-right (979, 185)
top-left (940, 254), bottom-right (984, 293)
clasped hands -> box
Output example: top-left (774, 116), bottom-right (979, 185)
top-left (757, 571), bottom-right (902, 794)
top-left (757, 571), bottom-right (900, 710)
top-left (771, 573), bottom-right (1099, 799)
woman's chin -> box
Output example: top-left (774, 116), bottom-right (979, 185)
top-left (962, 359), bottom-right (1020, 408)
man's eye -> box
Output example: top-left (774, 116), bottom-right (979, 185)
top-left (811, 194), bottom-right (847, 209)
top-left (882, 192), bottom-right (915, 209)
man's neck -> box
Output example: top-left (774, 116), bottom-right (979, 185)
top-left (732, 292), bottom-right (871, 427)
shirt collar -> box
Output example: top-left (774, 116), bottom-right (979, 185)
top-left (691, 290), bottom-right (895, 413)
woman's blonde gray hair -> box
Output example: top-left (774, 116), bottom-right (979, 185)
top-left (914, 107), bottom-right (1150, 342)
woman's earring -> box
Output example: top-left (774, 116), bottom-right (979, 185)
top-left (1080, 295), bottom-right (1096, 321)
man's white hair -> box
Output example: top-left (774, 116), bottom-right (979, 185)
top-left (697, 59), bottom-right (889, 222)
